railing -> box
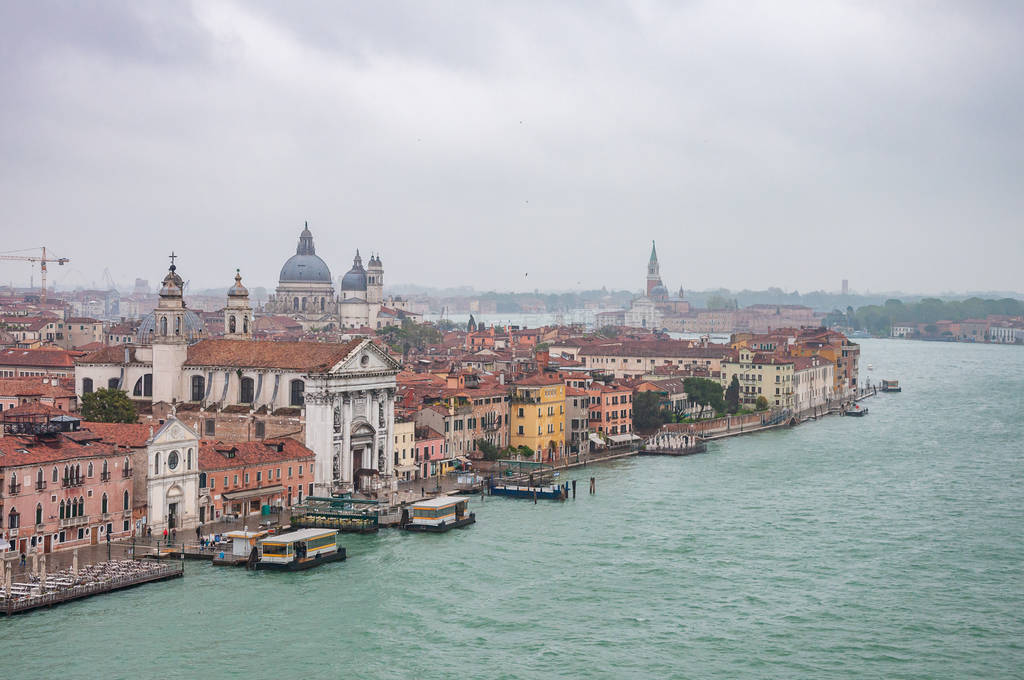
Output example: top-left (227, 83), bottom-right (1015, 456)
top-left (6, 483), bottom-right (20, 495)
top-left (122, 509), bottom-right (132, 518)
top-left (122, 467), bottom-right (133, 478)
top-left (62, 477), bottom-right (84, 488)
top-left (59, 515), bottom-right (89, 528)
top-left (100, 471), bottom-right (111, 482)
top-left (35, 480), bottom-right (47, 491)
top-left (101, 512), bottom-right (111, 520)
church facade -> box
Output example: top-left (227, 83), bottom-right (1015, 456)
top-left (76, 257), bottom-right (402, 496)
top-left (625, 241), bottom-right (691, 330)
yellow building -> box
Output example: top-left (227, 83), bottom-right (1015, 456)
top-left (720, 348), bottom-right (795, 409)
top-left (509, 375), bottom-right (566, 461)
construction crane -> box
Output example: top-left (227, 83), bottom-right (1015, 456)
top-left (0, 247), bottom-right (70, 302)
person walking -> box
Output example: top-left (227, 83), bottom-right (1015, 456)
top-left (19, 552), bottom-right (26, 567)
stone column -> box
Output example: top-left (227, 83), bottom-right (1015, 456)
top-left (384, 388), bottom-right (396, 477)
top-left (342, 393), bottom-right (353, 484)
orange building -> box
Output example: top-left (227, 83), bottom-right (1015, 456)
top-left (198, 438), bottom-right (315, 519)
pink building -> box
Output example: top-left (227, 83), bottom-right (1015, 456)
top-left (0, 409), bottom-right (133, 557)
top-left (587, 382), bottom-right (634, 436)
top-left (414, 427), bottom-right (446, 479)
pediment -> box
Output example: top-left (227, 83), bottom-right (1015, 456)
top-left (150, 416), bottom-right (199, 445)
top-left (330, 340), bottom-right (401, 375)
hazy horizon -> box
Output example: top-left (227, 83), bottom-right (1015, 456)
top-left (2, 2), bottom-right (1021, 294)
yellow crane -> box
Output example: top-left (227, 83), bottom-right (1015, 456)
top-left (0, 247), bottom-right (70, 302)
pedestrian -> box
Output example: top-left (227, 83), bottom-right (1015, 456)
top-left (147, 526), bottom-right (152, 538)
top-left (171, 528), bottom-right (176, 541)
top-left (195, 525), bottom-right (201, 542)
top-left (163, 527), bottom-right (168, 542)
top-left (20, 552), bottom-right (26, 567)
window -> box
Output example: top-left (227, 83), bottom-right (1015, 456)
top-left (133, 374), bottom-right (153, 397)
top-left (187, 449), bottom-right (192, 470)
top-left (167, 450), bottom-right (179, 470)
top-left (256, 471), bottom-right (262, 483)
top-left (244, 473), bottom-right (249, 484)
top-left (254, 421), bottom-right (265, 439)
top-left (518, 407), bottom-right (524, 417)
top-left (199, 473), bottom-right (207, 488)
top-left (290, 380), bottom-right (304, 406)
top-left (191, 375), bottom-right (205, 401)
top-left (229, 315), bottom-right (236, 334)
top-left (154, 452), bottom-right (161, 474)
top-left (108, 377), bottom-right (120, 389)
top-left (224, 476), bottom-right (229, 488)
top-left (9, 508), bottom-right (19, 529)
top-left (276, 468), bottom-right (281, 480)
top-left (101, 493), bottom-right (108, 514)
top-left (240, 377), bottom-right (255, 404)
top-left (123, 490), bottom-right (130, 510)
top-left (88, 462), bottom-right (94, 477)
top-left (35, 503), bottom-right (43, 526)
top-left (205, 419), bottom-right (215, 436)
top-left (298, 465), bottom-right (303, 476)
top-left (52, 466), bottom-right (58, 483)
top-left (82, 378), bottom-right (94, 394)
top-left (233, 474), bottom-right (239, 486)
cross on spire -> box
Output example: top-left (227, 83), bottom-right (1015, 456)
top-left (169, 251), bottom-right (177, 271)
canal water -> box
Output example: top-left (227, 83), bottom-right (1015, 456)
top-left (3, 339), bottom-right (1022, 679)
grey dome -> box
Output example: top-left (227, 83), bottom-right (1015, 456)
top-left (650, 285), bottom-right (669, 297)
top-left (280, 224), bottom-right (332, 284)
top-left (136, 309), bottom-right (205, 343)
top-left (341, 251), bottom-right (367, 291)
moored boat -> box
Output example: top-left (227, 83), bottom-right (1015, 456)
top-left (254, 529), bottom-right (346, 571)
top-left (844, 404), bottom-right (868, 417)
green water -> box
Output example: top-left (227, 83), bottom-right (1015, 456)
top-left (3, 340), bottom-right (1023, 679)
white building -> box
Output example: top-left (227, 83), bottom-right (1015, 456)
top-left (146, 417), bottom-right (201, 532)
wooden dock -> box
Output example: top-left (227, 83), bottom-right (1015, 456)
top-left (2, 562), bottom-right (183, 616)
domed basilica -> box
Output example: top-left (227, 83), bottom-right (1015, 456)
top-left (265, 223), bottom-right (401, 330)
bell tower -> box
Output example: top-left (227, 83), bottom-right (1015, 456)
top-left (646, 240), bottom-right (664, 296)
top-left (152, 253), bottom-right (190, 404)
top-left (223, 269), bottom-right (252, 340)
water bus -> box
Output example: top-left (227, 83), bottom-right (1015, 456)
top-left (880, 379), bottom-right (902, 393)
top-left (254, 529), bottom-right (346, 571)
top-left (489, 481), bottom-right (570, 500)
top-left (402, 496), bottom-right (475, 532)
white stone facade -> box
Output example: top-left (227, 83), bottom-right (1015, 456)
top-left (146, 417), bottom-right (201, 533)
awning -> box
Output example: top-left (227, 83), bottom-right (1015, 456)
top-left (221, 484), bottom-right (284, 501)
top-left (588, 434), bottom-right (605, 445)
top-left (608, 434), bottom-right (640, 444)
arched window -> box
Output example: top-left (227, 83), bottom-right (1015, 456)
top-left (290, 379), bottom-right (305, 407)
top-left (191, 375), bottom-right (205, 402)
top-left (9, 508), bottom-right (19, 529)
top-left (101, 494), bottom-right (108, 514)
top-left (320, 298), bottom-right (325, 312)
top-left (199, 472), bottom-right (207, 488)
top-left (36, 504), bottom-right (43, 525)
top-left (155, 452), bottom-right (161, 475)
top-left (52, 466), bottom-right (58, 483)
top-left (78, 497), bottom-right (84, 517)
top-left (160, 316), bottom-right (168, 335)
top-left (82, 378), bottom-right (94, 394)
top-left (124, 456), bottom-right (130, 474)
top-left (142, 373), bottom-right (152, 397)
top-left (293, 297), bottom-right (299, 311)
top-left (229, 315), bottom-right (236, 334)
top-left (59, 500), bottom-right (65, 520)
top-left (174, 316), bottom-right (181, 336)
top-left (36, 467), bottom-right (43, 486)
top-left (76, 463), bottom-right (81, 481)
top-left (240, 377), bottom-right (255, 404)
top-left (108, 377), bottom-right (120, 389)
top-left (187, 448), bottom-right (192, 470)
top-left (123, 490), bottom-right (130, 510)
top-left (302, 297), bottom-right (308, 311)
top-left (243, 316), bottom-right (249, 334)
top-left (87, 462), bottom-right (94, 478)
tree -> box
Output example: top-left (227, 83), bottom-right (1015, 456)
top-left (725, 375), bottom-right (741, 414)
top-left (80, 388), bottom-right (137, 423)
top-left (476, 439), bottom-right (501, 461)
top-left (755, 395), bottom-right (769, 411)
top-left (683, 377), bottom-right (726, 415)
top-left (633, 391), bottom-right (670, 432)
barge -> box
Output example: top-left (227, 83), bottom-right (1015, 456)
top-left (489, 481), bottom-right (570, 500)
top-left (254, 529), bottom-right (346, 571)
top-left (402, 496), bottom-right (475, 532)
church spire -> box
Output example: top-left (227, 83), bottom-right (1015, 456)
top-left (650, 240), bottom-right (658, 264)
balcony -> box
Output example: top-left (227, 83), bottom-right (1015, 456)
top-left (35, 480), bottom-right (48, 491)
top-left (62, 476), bottom-right (84, 488)
top-left (59, 515), bottom-right (89, 528)
top-left (6, 483), bottom-right (20, 495)
top-left (122, 467), bottom-right (133, 478)
top-left (101, 512), bottom-right (111, 521)
top-left (122, 509), bottom-right (132, 518)
top-left (100, 471), bottom-right (111, 482)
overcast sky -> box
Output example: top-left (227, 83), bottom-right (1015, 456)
top-left (1, 1), bottom-right (1021, 296)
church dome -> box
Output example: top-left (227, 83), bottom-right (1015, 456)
top-left (341, 251), bottom-right (367, 291)
top-left (227, 269), bottom-right (249, 297)
top-left (650, 284), bottom-right (669, 297)
top-left (136, 309), bottom-right (205, 343)
top-left (280, 224), bottom-right (332, 284)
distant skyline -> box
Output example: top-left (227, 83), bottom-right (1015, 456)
top-left (2, 2), bottom-right (1022, 294)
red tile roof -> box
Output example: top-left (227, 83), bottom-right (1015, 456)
top-left (0, 433), bottom-right (116, 466)
top-left (0, 377), bottom-right (75, 398)
top-left (198, 438), bottom-right (314, 471)
top-left (184, 339), bottom-right (363, 371)
top-left (0, 347), bottom-right (75, 368)
top-left (81, 422), bottom-right (154, 448)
